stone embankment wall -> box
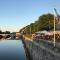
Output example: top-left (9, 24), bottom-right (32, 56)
top-left (25, 40), bottom-right (60, 60)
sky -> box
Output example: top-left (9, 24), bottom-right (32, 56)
top-left (0, 0), bottom-right (60, 32)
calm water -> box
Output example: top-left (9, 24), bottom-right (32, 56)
top-left (0, 40), bottom-right (26, 60)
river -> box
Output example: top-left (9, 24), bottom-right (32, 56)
top-left (0, 40), bottom-right (26, 60)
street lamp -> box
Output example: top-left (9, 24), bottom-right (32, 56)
top-left (54, 11), bottom-right (56, 47)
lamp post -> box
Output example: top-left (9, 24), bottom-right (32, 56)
top-left (54, 12), bottom-right (56, 47)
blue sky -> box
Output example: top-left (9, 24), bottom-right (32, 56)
top-left (0, 0), bottom-right (60, 32)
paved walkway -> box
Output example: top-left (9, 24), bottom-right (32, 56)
top-left (33, 41), bottom-right (60, 58)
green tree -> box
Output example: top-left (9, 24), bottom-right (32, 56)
top-left (19, 13), bottom-right (56, 34)
top-left (4, 31), bottom-right (10, 34)
top-left (38, 13), bottom-right (54, 31)
top-left (0, 30), bottom-right (2, 34)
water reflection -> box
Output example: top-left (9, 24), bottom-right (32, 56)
top-left (0, 40), bottom-right (26, 60)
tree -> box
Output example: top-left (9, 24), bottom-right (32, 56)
top-left (19, 13), bottom-right (56, 34)
top-left (4, 31), bottom-right (10, 34)
top-left (38, 13), bottom-right (54, 31)
top-left (0, 30), bottom-right (2, 34)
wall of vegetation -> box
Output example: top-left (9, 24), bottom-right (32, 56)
top-left (19, 13), bottom-right (56, 35)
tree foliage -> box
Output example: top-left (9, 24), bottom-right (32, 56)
top-left (0, 30), bottom-right (10, 34)
top-left (19, 13), bottom-right (56, 34)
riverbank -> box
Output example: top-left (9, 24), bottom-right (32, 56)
top-left (24, 34), bottom-right (32, 41)
top-left (23, 35), bottom-right (60, 60)
top-left (21, 35), bottom-right (33, 60)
